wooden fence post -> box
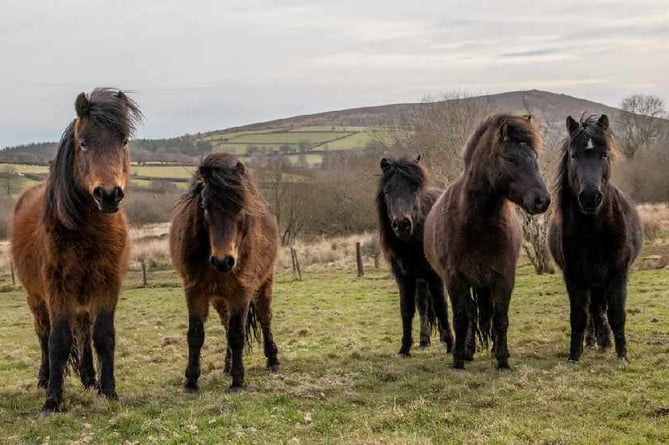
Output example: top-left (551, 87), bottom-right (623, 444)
top-left (290, 247), bottom-right (302, 281)
top-left (356, 242), bottom-right (364, 278)
top-left (10, 260), bottom-right (15, 286)
top-left (140, 258), bottom-right (148, 287)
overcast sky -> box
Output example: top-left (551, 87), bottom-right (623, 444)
top-left (1, 0), bottom-right (667, 147)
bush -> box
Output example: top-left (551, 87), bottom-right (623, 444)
top-left (0, 197), bottom-right (14, 240)
top-left (124, 192), bottom-right (180, 226)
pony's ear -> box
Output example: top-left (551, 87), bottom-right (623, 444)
top-left (415, 154), bottom-right (421, 162)
top-left (566, 116), bottom-right (579, 135)
top-left (75, 92), bottom-right (90, 118)
top-left (199, 165), bottom-right (212, 178)
top-left (597, 114), bottom-right (609, 130)
top-left (235, 161), bottom-right (245, 175)
top-left (380, 158), bottom-right (391, 171)
top-left (499, 120), bottom-right (510, 141)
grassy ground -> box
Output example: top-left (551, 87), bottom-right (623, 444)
top-left (0, 263), bottom-right (668, 444)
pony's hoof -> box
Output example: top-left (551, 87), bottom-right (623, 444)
top-left (39, 401), bottom-right (62, 418)
top-left (184, 383), bottom-right (199, 393)
top-left (617, 354), bottom-right (629, 362)
top-left (227, 385), bottom-right (243, 393)
top-left (37, 379), bottom-right (48, 390)
top-left (396, 352), bottom-right (411, 358)
top-left (496, 362), bottom-right (511, 371)
top-left (419, 343), bottom-right (430, 351)
top-left (83, 380), bottom-right (99, 391)
top-left (567, 358), bottom-right (580, 364)
top-left (268, 364), bottom-right (280, 373)
top-left (452, 360), bottom-right (465, 370)
top-left (464, 354), bottom-right (474, 362)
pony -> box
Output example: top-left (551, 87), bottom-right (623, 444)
top-left (10, 88), bottom-right (141, 416)
top-left (548, 114), bottom-right (642, 362)
top-left (424, 114), bottom-right (550, 369)
top-left (170, 153), bottom-right (280, 393)
top-left (376, 156), bottom-right (454, 356)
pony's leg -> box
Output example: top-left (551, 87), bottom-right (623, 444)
top-left (41, 315), bottom-right (73, 416)
top-left (396, 274), bottom-right (417, 357)
top-left (416, 280), bottom-right (432, 349)
top-left (227, 301), bottom-right (250, 392)
top-left (566, 282), bottom-right (589, 362)
top-left (211, 299), bottom-right (231, 374)
top-left (584, 309), bottom-right (596, 349)
top-left (427, 275), bottom-right (454, 353)
top-left (256, 279), bottom-right (280, 372)
top-left (590, 287), bottom-right (612, 351)
top-left (491, 285), bottom-right (512, 370)
top-left (184, 292), bottom-right (209, 392)
top-left (28, 297), bottom-right (50, 389)
top-left (93, 309), bottom-right (118, 399)
top-left (447, 278), bottom-right (471, 369)
top-left (605, 276), bottom-right (628, 360)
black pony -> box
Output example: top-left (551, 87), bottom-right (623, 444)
top-left (549, 114), bottom-right (642, 362)
top-left (376, 156), bottom-right (454, 356)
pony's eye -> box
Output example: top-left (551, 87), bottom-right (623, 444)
top-left (79, 138), bottom-right (87, 149)
top-left (600, 152), bottom-right (608, 159)
top-left (122, 138), bottom-right (129, 146)
top-left (571, 153), bottom-right (578, 160)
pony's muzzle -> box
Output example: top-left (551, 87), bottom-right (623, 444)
top-left (93, 186), bottom-right (124, 213)
top-left (210, 255), bottom-right (236, 273)
top-left (578, 189), bottom-right (603, 214)
top-left (391, 217), bottom-right (412, 238)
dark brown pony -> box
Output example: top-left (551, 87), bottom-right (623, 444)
top-left (424, 114), bottom-right (550, 370)
top-left (376, 156), bottom-right (453, 356)
top-left (10, 88), bottom-right (141, 416)
top-left (170, 153), bottom-right (279, 393)
top-left (549, 115), bottom-right (642, 362)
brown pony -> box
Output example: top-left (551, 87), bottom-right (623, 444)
top-left (10, 88), bottom-right (141, 416)
top-left (424, 114), bottom-right (550, 370)
top-left (170, 153), bottom-right (280, 393)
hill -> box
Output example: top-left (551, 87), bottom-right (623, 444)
top-left (0, 90), bottom-right (650, 166)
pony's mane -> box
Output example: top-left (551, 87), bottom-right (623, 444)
top-left (180, 153), bottom-right (263, 217)
top-left (462, 114), bottom-right (543, 167)
top-left (44, 88), bottom-right (142, 229)
top-left (554, 114), bottom-right (617, 208)
top-left (378, 157), bottom-right (429, 190)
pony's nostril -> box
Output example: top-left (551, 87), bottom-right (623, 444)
top-left (113, 187), bottom-right (124, 203)
top-left (535, 195), bottom-right (550, 210)
top-left (593, 191), bottom-right (603, 205)
top-left (222, 256), bottom-right (236, 271)
top-left (209, 256), bottom-right (218, 267)
top-left (93, 187), bottom-right (104, 202)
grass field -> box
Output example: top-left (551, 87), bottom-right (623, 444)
top-left (0, 261), bottom-right (668, 443)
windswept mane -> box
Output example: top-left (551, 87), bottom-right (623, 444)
top-left (554, 114), bottom-right (617, 208)
top-left (44, 88), bottom-right (142, 229)
top-left (179, 153), bottom-right (263, 217)
top-left (462, 114), bottom-right (543, 167)
top-left (378, 157), bottom-right (429, 190)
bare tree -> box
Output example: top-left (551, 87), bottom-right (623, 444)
top-left (617, 94), bottom-right (667, 159)
top-left (0, 165), bottom-right (20, 197)
top-left (371, 91), bottom-right (497, 185)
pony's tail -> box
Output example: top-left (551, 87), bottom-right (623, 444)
top-left (245, 302), bottom-right (260, 350)
top-left (472, 288), bottom-right (493, 350)
top-left (68, 336), bottom-right (83, 379)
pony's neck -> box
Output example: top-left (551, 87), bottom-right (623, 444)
top-left (462, 167), bottom-right (506, 221)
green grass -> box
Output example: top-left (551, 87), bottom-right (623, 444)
top-left (131, 166), bottom-right (196, 179)
top-left (227, 132), bottom-right (351, 145)
top-left (0, 163), bottom-right (49, 175)
top-left (1, 265), bottom-right (668, 444)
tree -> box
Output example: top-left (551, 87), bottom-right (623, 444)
top-left (0, 166), bottom-right (21, 196)
top-left (617, 94), bottom-right (667, 159)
